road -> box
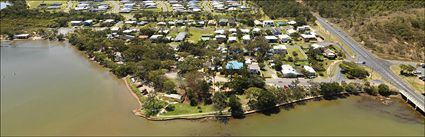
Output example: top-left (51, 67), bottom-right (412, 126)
top-left (315, 15), bottom-right (424, 112)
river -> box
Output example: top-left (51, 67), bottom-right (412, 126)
top-left (1, 40), bottom-right (424, 136)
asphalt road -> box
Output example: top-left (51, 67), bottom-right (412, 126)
top-left (315, 15), bottom-right (424, 111)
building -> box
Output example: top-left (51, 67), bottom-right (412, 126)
top-left (215, 35), bottom-right (227, 43)
top-left (272, 45), bottom-right (287, 54)
top-left (300, 34), bottom-right (316, 42)
top-left (254, 20), bottom-right (262, 26)
top-left (263, 20), bottom-right (274, 27)
top-left (14, 34), bottom-right (30, 39)
top-left (174, 32), bottom-right (187, 42)
top-left (281, 65), bottom-right (298, 78)
top-left (242, 35), bottom-right (251, 44)
top-left (83, 20), bottom-right (93, 26)
top-left (248, 63), bottom-right (261, 75)
top-left (265, 36), bottom-right (278, 43)
top-left (278, 34), bottom-right (291, 43)
top-left (214, 29), bottom-right (225, 35)
top-left (219, 19), bottom-right (228, 26)
top-left (70, 21), bottom-right (82, 26)
top-left (208, 20), bottom-right (217, 26)
top-left (287, 20), bottom-right (296, 25)
top-left (311, 42), bottom-right (334, 49)
top-left (228, 36), bottom-right (237, 43)
top-left (303, 66), bottom-right (317, 78)
top-left (226, 61), bottom-right (244, 70)
top-left (323, 49), bottom-right (336, 58)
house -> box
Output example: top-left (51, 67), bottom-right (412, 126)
top-left (196, 21), bottom-right (205, 27)
top-left (263, 20), bottom-right (274, 27)
top-left (70, 21), bottom-right (82, 26)
top-left (311, 42), bottom-right (334, 49)
top-left (214, 29), bottom-right (225, 35)
top-left (215, 35), bottom-right (227, 43)
top-left (207, 20), bottom-right (216, 26)
top-left (265, 36), bottom-right (278, 43)
top-left (228, 36), bottom-right (237, 43)
top-left (303, 66), bottom-right (317, 78)
top-left (163, 94), bottom-right (182, 102)
top-left (323, 49), bottom-right (336, 58)
top-left (138, 21), bottom-right (148, 26)
top-left (176, 20), bottom-right (185, 26)
top-left (300, 34), bottom-right (316, 42)
top-left (278, 34), bottom-right (291, 43)
top-left (138, 35), bottom-right (149, 40)
top-left (272, 45), bottom-right (287, 54)
top-left (229, 28), bottom-right (237, 33)
top-left (219, 19), bottom-right (228, 26)
top-left (281, 65), bottom-right (298, 78)
top-left (168, 21), bottom-right (176, 26)
top-left (240, 28), bottom-right (250, 34)
top-left (104, 19), bottom-right (115, 24)
top-left (157, 22), bottom-right (166, 26)
top-left (110, 27), bottom-right (119, 32)
top-left (149, 35), bottom-right (163, 41)
top-left (125, 20), bottom-right (137, 25)
top-left (254, 20), bottom-right (262, 26)
top-left (158, 29), bottom-right (170, 35)
top-left (242, 35), bottom-right (251, 44)
top-left (287, 29), bottom-right (296, 35)
top-left (174, 32), bottom-right (187, 42)
top-left (297, 25), bottom-right (311, 32)
top-left (226, 61), bottom-right (244, 70)
top-left (287, 20), bottom-right (296, 25)
top-left (248, 63), bottom-right (261, 75)
top-left (83, 20), bottom-right (93, 26)
top-left (201, 34), bottom-right (212, 41)
top-left (14, 34), bottom-right (30, 39)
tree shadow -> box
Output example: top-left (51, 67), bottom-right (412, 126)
top-left (259, 107), bottom-right (281, 116)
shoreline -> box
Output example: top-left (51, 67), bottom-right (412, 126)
top-left (121, 76), bottom-right (412, 121)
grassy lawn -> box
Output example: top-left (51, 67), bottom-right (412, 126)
top-left (188, 28), bottom-right (213, 42)
top-left (261, 70), bottom-right (272, 78)
top-left (286, 47), bottom-right (308, 60)
top-left (390, 65), bottom-right (425, 93)
top-left (161, 103), bottom-right (216, 116)
top-left (27, 0), bottom-right (67, 11)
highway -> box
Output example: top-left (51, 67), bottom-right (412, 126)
top-left (315, 15), bottom-right (424, 112)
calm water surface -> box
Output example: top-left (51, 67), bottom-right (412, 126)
top-left (1, 40), bottom-right (424, 136)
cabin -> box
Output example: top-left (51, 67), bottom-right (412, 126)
top-left (242, 35), bottom-right (251, 44)
top-left (263, 20), bottom-right (274, 27)
top-left (278, 35), bottom-right (291, 43)
top-left (281, 65), bottom-right (299, 78)
top-left (303, 66), bottom-right (317, 78)
top-left (219, 19), bottom-right (228, 26)
top-left (214, 29), bottom-right (225, 35)
top-left (240, 28), bottom-right (250, 34)
top-left (248, 63), bottom-right (261, 75)
top-left (70, 21), bottom-right (82, 26)
top-left (272, 45), bottom-right (287, 54)
top-left (323, 49), bottom-right (336, 59)
top-left (163, 94), bottom-right (182, 102)
top-left (226, 61), bottom-right (244, 70)
top-left (83, 20), bottom-right (94, 26)
top-left (265, 36), bottom-right (278, 43)
top-left (14, 34), bottom-right (30, 39)
top-left (174, 32), bottom-right (187, 42)
top-left (208, 20), bottom-right (217, 26)
top-left (287, 20), bottom-right (296, 25)
top-left (228, 36), bottom-right (237, 43)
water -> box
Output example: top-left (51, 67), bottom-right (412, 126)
top-left (1, 40), bottom-right (424, 136)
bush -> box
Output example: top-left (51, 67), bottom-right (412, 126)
top-left (165, 105), bottom-right (175, 111)
top-left (339, 61), bottom-right (369, 79)
top-left (365, 86), bottom-right (378, 96)
top-left (378, 84), bottom-right (392, 97)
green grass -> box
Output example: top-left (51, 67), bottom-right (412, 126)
top-left (390, 65), bottom-right (425, 93)
top-left (286, 47), bottom-right (308, 60)
top-left (188, 28), bottom-right (214, 42)
top-left (261, 70), bottom-right (272, 78)
top-left (161, 103), bottom-right (216, 116)
top-left (27, 0), bottom-right (67, 11)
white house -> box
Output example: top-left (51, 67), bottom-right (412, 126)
top-left (228, 36), bottom-right (237, 43)
top-left (303, 66), bottom-right (317, 78)
top-left (242, 35), bottom-right (251, 44)
top-left (263, 20), bottom-right (274, 27)
top-left (281, 64), bottom-right (298, 78)
top-left (287, 20), bottom-right (296, 25)
top-left (215, 29), bottom-right (225, 35)
top-left (278, 34), bottom-right (291, 43)
top-left (265, 35), bottom-right (278, 43)
top-left (240, 28), bottom-right (250, 34)
top-left (272, 45), bottom-right (287, 54)
top-left (254, 20), bottom-right (262, 26)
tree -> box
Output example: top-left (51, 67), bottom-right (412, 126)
top-left (163, 80), bottom-right (176, 94)
top-left (378, 84), bottom-right (391, 97)
top-left (319, 82), bottom-right (344, 99)
top-left (246, 87), bottom-right (277, 110)
top-left (364, 85), bottom-right (379, 96)
top-left (228, 95), bottom-right (244, 118)
top-left (143, 95), bottom-right (166, 117)
top-left (399, 64), bottom-right (416, 76)
top-left (212, 92), bottom-right (227, 113)
top-left (344, 82), bottom-right (362, 94)
top-left (184, 71), bottom-right (211, 104)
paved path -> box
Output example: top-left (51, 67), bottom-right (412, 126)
top-left (315, 15), bottom-right (424, 112)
